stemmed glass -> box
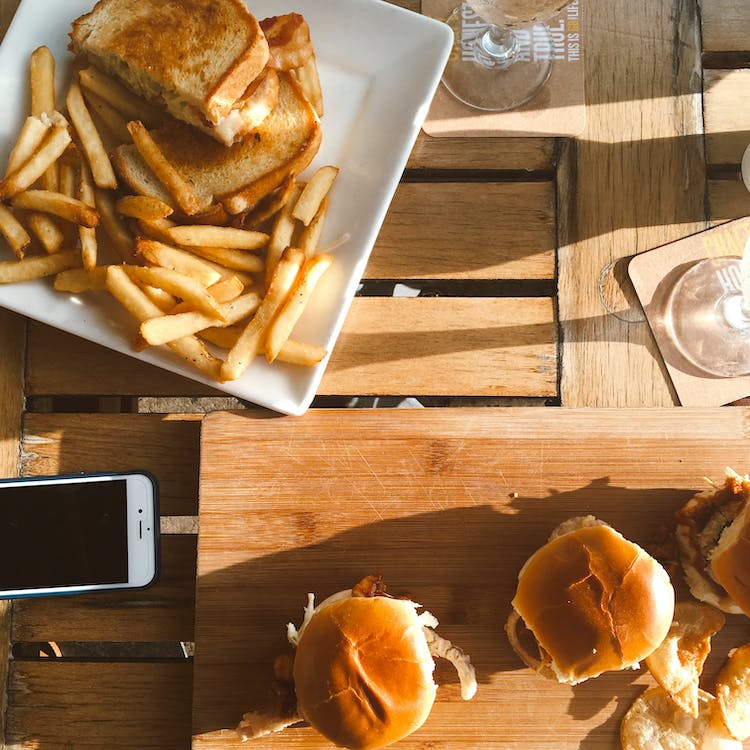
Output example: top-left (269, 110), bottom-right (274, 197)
top-left (441, 0), bottom-right (576, 111)
top-left (664, 146), bottom-right (750, 378)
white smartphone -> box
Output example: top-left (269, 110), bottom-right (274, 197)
top-left (0, 471), bottom-right (159, 599)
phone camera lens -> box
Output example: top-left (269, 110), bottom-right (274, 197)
top-left (100, 513), bottom-right (111, 526)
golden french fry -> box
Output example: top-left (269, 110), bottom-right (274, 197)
top-left (81, 88), bottom-right (131, 144)
top-left (207, 275), bottom-right (244, 303)
top-left (4, 116), bottom-right (50, 177)
top-left (54, 266), bottom-right (109, 292)
top-left (11, 190), bottom-right (98, 228)
top-left (29, 48), bottom-right (59, 193)
top-left (29, 46), bottom-right (56, 117)
top-left (127, 120), bottom-right (201, 216)
top-left (27, 212), bottom-right (64, 254)
top-left (275, 339), bottom-right (327, 366)
top-left (293, 166), bottom-right (338, 226)
top-left (0, 123), bottom-right (71, 199)
top-left (135, 238), bottom-right (223, 287)
top-left (136, 217), bottom-right (177, 244)
top-left (182, 244), bottom-right (264, 274)
top-left (166, 224), bottom-right (268, 250)
top-left (140, 291), bottom-right (261, 346)
top-left (124, 265), bottom-right (225, 320)
top-left (267, 182), bottom-right (304, 288)
top-left (298, 195), bottom-right (328, 257)
top-left (199, 324), bottom-right (243, 350)
top-left (78, 67), bottom-right (163, 128)
top-left (94, 187), bottom-right (136, 263)
top-left (58, 160), bottom-right (78, 198)
top-left (139, 284), bottom-right (177, 312)
top-left (237, 176), bottom-right (296, 230)
top-left (78, 163), bottom-right (97, 269)
top-left (105, 265), bottom-right (221, 379)
top-left (716, 644), bottom-right (750, 741)
top-left (294, 51), bottom-right (323, 117)
top-left (265, 253), bottom-right (332, 362)
top-left (116, 195), bottom-right (173, 222)
top-left (66, 81), bottom-right (117, 189)
top-left (0, 204), bottom-right (31, 258)
top-left (0, 249), bottom-right (80, 283)
top-left (221, 247), bottom-right (304, 381)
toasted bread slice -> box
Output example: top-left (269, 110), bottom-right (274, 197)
top-left (69, 0), bottom-right (269, 128)
top-left (112, 72), bottom-right (322, 216)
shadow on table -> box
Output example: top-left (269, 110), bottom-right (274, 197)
top-left (191, 476), bottom-right (694, 747)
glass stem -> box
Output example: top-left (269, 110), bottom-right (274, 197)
top-left (478, 25), bottom-right (519, 64)
top-left (723, 293), bottom-right (750, 331)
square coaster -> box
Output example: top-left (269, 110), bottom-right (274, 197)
top-left (629, 216), bottom-right (750, 406)
top-left (421, 0), bottom-right (586, 137)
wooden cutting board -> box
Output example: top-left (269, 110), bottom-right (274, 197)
top-left (193, 409), bottom-right (750, 749)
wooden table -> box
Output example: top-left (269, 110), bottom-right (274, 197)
top-left (0, 0), bottom-right (748, 747)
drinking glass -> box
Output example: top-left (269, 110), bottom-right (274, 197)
top-left (665, 149), bottom-right (750, 379)
top-left (441, 0), bottom-right (576, 111)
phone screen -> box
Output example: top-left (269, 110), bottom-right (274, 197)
top-left (0, 479), bottom-right (129, 590)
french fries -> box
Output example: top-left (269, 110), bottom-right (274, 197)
top-left (221, 247), bottom-right (304, 381)
top-left (4, 116), bottom-right (51, 178)
top-left (0, 249), bottom-right (80, 283)
top-left (11, 189), bottom-right (99, 227)
top-left (292, 165), bottom-right (338, 225)
top-left (127, 120), bottom-right (201, 216)
top-left (116, 195), bottom-right (173, 222)
top-left (265, 252), bottom-right (332, 362)
top-left (140, 291), bottom-right (261, 346)
top-left (0, 204), bottom-right (31, 258)
top-left (27, 212), bottom-right (64, 254)
top-left (78, 66), bottom-right (163, 128)
top-left (166, 224), bottom-right (268, 250)
top-left (66, 81), bottom-right (118, 189)
top-left (0, 43), bottom-right (338, 392)
top-left (0, 121), bottom-right (71, 199)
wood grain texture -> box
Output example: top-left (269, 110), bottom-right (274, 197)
top-left (0, 305), bottom-right (24, 748)
top-left (12, 535), bottom-right (196, 642)
top-left (703, 69), bottom-right (750, 165)
top-left (407, 132), bottom-right (556, 171)
top-left (27, 295), bottom-right (558, 398)
top-left (700, 0), bottom-right (750, 53)
top-left (193, 408), bottom-right (750, 749)
top-left (21, 413), bottom-right (201, 515)
top-left (7, 662), bottom-right (192, 749)
top-left (557, 0), bottom-right (707, 406)
top-left (320, 297), bottom-right (557, 397)
top-left (709, 179), bottom-right (750, 223)
top-left (370, 182), bottom-right (555, 280)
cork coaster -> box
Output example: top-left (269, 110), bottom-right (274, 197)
top-left (421, 0), bottom-right (585, 137)
top-left (629, 216), bottom-right (750, 406)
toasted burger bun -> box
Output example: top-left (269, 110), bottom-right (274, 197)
top-left (292, 593), bottom-right (438, 750)
top-left (676, 469), bottom-right (750, 615)
top-left (507, 516), bottom-right (675, 685)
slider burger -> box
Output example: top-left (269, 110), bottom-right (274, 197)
top-left (238, 575), bottom-right (476, 749)
top-left (506, 516), bottom-right (675, 685)
top-left (676, 468), bottom-right (750, 616)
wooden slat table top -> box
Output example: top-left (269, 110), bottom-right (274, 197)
top-left (0, 0), bottom-right (750, 748)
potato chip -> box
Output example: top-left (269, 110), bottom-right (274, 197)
top-left (716, 644), bottom-right (750, 741)
top-left (645, 602), bottom-right (726, 718)
top-left (621, 687), bottom-right (741, 750)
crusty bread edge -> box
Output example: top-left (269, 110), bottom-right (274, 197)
top-left (220, 117), bottom-right (321, 214)
top-left (204, 0), bottom-right (270, 123)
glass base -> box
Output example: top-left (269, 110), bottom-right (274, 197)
top-left (666, 256), bottom-right (750, 378)
top-left (441, 8), bottom-right (553, 111)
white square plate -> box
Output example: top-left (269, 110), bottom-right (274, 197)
top-left (0, 0), bottom-right (452, 415)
